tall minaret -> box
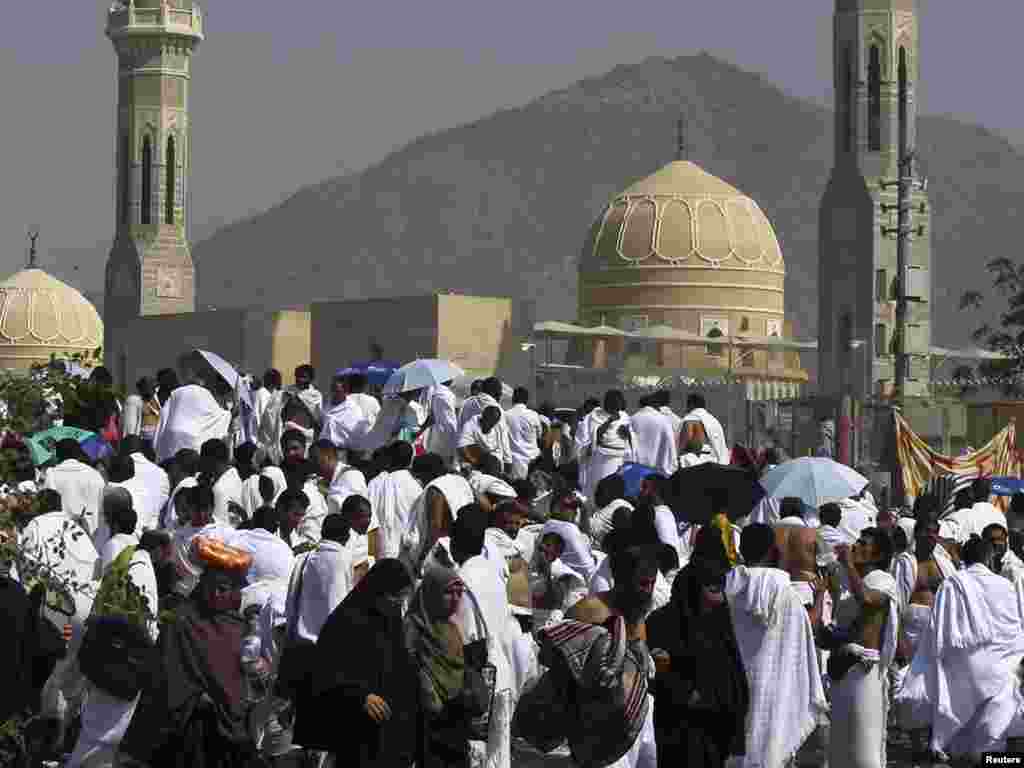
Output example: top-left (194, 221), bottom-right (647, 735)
top-left (818, 0), bottom-right (931, 401)
top-left (104, 1), bottom-right (203, 375)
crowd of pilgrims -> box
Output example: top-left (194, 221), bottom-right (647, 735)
top-left (5, 362), bottom-right (1024, 768)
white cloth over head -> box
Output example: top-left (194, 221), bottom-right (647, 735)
top-left (153, 384), bottom-right (232, 463)
top-left (540, 519), bottom-right (598, 584)
top-left (401, 473), bottom-right (476, 569)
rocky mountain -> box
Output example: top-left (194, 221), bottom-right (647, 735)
top-left (189, 52), bottom-right (1021, 358)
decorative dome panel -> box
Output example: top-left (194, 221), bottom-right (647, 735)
top-left (582, 161), bottom-right (785, 273)
top-left (0, 269), bottom-right (104, 371)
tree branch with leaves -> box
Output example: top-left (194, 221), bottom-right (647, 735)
top-left (960, 256), bottom-right (1024, 396)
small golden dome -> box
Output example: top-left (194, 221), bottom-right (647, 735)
top-left (583, 160), bottom-right (784, 271)
top-left (0, 268), bottom-right (104, 371)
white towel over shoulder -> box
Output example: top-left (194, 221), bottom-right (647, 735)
top-left (726, 566), bottom-right (827, 768)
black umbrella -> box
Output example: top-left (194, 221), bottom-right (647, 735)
top-left (667, 463), bottom-right (765, 525)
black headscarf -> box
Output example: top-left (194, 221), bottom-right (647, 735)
top-left (301, 559), bottom-right (418, 765)
top-left (122, 566), bottom-right (252, 768)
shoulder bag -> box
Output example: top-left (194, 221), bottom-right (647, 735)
top-left (274, 554), bottom-right (317, 700)
top-left (460, 587), bottom-right (498, 741)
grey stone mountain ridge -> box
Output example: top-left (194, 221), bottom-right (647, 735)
top-left (180, 54), bottom-right (1024, 364)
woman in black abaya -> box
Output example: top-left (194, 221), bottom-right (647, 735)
top-left (122, 566), bottom-right (258, 768)
top-left (297, 558), bottom-right (418, 768)
top-left (647, 554), bottom-right (748, 768)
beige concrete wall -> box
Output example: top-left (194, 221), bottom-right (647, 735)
top-left (437, 295), bottom-right (512, 376)
top-left (311, 296), bottom-right (438, 391)
top-left (109, 309), bottom-right (310, 388)
top-left (267, 310), bottom-right (312, 383)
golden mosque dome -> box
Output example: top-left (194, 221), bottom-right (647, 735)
top-left (0, 268), bottom-right (104, 371)
top-left (579, 160), bottom-right (787, 341)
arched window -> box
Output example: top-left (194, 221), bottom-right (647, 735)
top-left (165, 136), bottom-right (176, 225)
top-left (868, 45), bottom-right (881, 152)
top-left (843, 45), bottom-right (854, 152)
top-left (120, 135), bottom-right (130, 225)
top-left (141, 136), bottom-right (152, 225)
top-left (898, 47), bottom-right (908, 159)
top-left (706, 326), bottom-right (724, 357)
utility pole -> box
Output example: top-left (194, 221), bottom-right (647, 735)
top-left (881, 152), bottom-right (927, 400)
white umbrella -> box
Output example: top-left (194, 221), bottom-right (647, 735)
top-left (195, 349), bottom-right (253, 410)
top-left (382, 359), bottom-right (465, 395)
top-left (759, 457), bottom-right (868, 510)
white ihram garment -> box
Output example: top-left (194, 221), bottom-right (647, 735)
top-left (895, 564), bottom-right (1024, 758)
top-left (367, 469), bottom-right (423, 560)
top-left (458, 555), bottom-right (518, 768)
top-left (828, 570), bottom-right (900, 768)
top-left (629, 406), bottom-right (678, 477)
top-left (726, 566), bottom-right (827, 768)
top-left (153, 384), bottom-right (231, 463)
top-left (426, 385), bottom-right (459, 462)
top-left (890, 549), bottom-right (956, 614)
top-left (44, 459), bottom-right (106, 538)
top-left (401, 474), bottom-right (476, 571)
top-left (286, 541), bottom-right (355, 643)
top-left (681, 407), bottom-right (729, 465)
top-left (582, 412), bottom-right (634, 505)
top-left (504, 403), bottom-right (542, 480)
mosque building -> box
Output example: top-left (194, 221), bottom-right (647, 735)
top-left (533, 153), bottom-right (812, 406)
top-left (0, 241), bottom-right (104, 372)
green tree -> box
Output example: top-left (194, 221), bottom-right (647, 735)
top-left (960, 256), bottom-right (1024, 396)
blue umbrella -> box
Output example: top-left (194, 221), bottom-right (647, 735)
top-left (337, 360), bottom-right (400, 387)
top-left (382, 359), bottom-right (465, 395)
top-left (617, 463), bottom-right (663, 499)
top-left (759, 457), bottom-right (868, 510)
top-left (991, 477), bottom-right (1024, 496)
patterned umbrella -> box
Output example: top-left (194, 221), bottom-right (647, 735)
top-left (26, 426), bottom-right (111, 466)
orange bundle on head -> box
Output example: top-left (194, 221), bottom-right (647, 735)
top-left (191, 536), bottom-right (253, 573)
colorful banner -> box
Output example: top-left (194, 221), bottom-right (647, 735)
top-left (895, 411), bottom-right (1020, 505)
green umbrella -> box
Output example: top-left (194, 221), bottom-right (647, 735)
top-left (26, 426), bottom-right (96, 467)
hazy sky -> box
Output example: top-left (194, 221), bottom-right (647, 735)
top-left (1, 0), bottom-right (1020, 286)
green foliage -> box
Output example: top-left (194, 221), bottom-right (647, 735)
top-left (93, 545), bottom-right (155, 627)
top-left (960, 257), bottom-right (1024, 396)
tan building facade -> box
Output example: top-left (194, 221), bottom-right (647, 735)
top-left (112, 308), bottom-right (310, 387)
top-left (312, 294), bottom-right (532, 392)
